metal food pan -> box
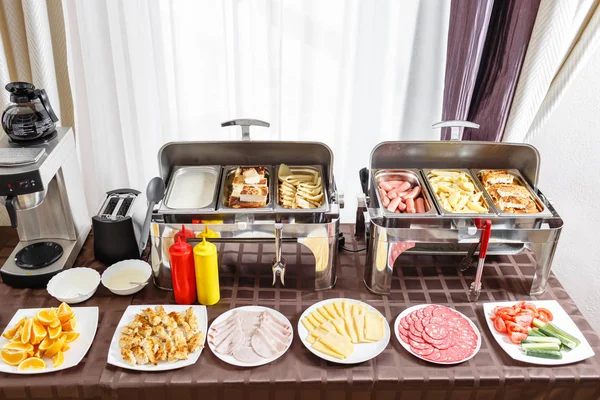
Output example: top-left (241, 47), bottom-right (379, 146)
top-left (472, 169), bottom-right (552, 217)
top-left (217, 165), bottom-right (274, 213)
top-left (422, 168), bottom-right (496, 217)
top-left (163, 165), bottom-right (221, 211)
top-left (274, 165), bottom-right (329, 213)
top-left (372, 169), bottom-right (438, 217)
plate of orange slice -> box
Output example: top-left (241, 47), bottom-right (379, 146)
top-left (0, 303), bottom-right (98, 374)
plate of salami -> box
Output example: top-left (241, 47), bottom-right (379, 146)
top-left (394, 304), bottom-right (481, 364)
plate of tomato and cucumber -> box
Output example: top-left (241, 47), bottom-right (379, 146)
top-left (484, 300), bottom-right (595, 365)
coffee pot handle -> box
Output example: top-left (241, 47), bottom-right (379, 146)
top-left (4, 196), bottom-right (17, 228)
top-left (35, 89), bottom-right (58, 122)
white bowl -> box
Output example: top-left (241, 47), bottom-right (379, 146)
top-left (101, 260), bottom-right (152, 296)
top-left (46, 267), bottom-right (101, 304)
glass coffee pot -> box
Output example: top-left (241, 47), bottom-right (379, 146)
top-left (1, 82), bottom-right (59, 144)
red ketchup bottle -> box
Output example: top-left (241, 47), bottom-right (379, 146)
top-left (174, 225), bottom-right (196, 242)
top-left (169, 236), bottom-right (197, 305)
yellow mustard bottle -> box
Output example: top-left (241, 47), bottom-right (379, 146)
top-left (193, 237), bottom-right (220, 305)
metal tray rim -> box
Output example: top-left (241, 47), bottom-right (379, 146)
top-left (372, 168), bottom-right (439, 218)
top-left (161, 165), bottom-right (221, 211)
top-left (422, 168), bottom-right (497, 217)
top-left (273, 165), bottom-right (330, 213)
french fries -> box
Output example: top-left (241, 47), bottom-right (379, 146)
top-left (427, 170), bottom-right (488, 213)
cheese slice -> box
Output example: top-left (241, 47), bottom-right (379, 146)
top-left (333, 301), bottom-right (344, 318)
top-left (306, 313), bottom-right (320, 328)
top-left (344, 315), bottom-right (359, 343)
top-left (331, 317), bottom-right (350, 339)
top-left (342, 300), bottom-right (352, 317)
top-left (301, 317), bottom-right (316, 333)
top-left (364, 311), bottom-right (385, 342)
top-left (317, 331), bottom-right (354, 358)
top-left (306, 320), bottom-right (336, 344)
top-left (354, 313), bottom-right (366, 343)
top-left (311, 311), bottom-right (325, 325)
top-left (312, 340), bottom-right (344, 359)
top-left (318, 307), bottom-right (334, 320)
top-left (324, 303), bottom-right (339, 319)
top-left (306, 333), bottom-right (317, 344)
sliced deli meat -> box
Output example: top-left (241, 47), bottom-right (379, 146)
top-left (397, 305), bottom-right (480, 364)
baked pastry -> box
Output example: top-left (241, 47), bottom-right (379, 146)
top-left (228, 167), bottom-right (268, 208)
top-left (278, 164), bottom-right (324, 209)
top-left (487, 183), bottom-right (538, 213)
top-left (481, 170), bottom-right (514, 187)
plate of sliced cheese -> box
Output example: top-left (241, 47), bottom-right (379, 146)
top-left (298, 298), bottom-right (390, 364)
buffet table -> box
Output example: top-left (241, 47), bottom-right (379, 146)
top-left (0, 225), bottom-right (599, 400)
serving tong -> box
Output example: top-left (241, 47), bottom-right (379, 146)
top-left (467, 220), bottom-right (491, 302)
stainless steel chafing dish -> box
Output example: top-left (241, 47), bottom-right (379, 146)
top-left (360, 140), bottom-right (563, 296)
top-left (150, 119), bottom-right (342, 291)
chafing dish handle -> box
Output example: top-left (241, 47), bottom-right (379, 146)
top-left (221, 119), bottom-right (270, 141)
top-left (432, 120), bottom-right (480, 140)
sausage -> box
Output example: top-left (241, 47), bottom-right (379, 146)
top-left (382, 194), bottom-right (390, 207)
top-left (387, 197), bottom-right (403, 212)
top-left (406, 198), bottom-right (416, 213)
top-left (379, 182), bottom-right (393, 191)
top-left (415, 198), bottom-right (425, 213)
top-left (385, 180), bottom-right (405, 188)
top-left (402, 186), bottom-right (421, 200)
top-left (388, 181), bottom-right (411, 195)
top-left (396, 199), bottom-right (407, 211)
top-left (378, 188), bottom-right (388, 199)
top-left (388, 191), bottom-right (397, 199)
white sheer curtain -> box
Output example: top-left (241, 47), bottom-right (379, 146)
top-left (63, 0), bottom-right (450, 221)
top-left (503, 0), bottom-right (600, 143)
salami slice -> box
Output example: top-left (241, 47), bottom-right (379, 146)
top-left (409, 340), bottom-right (431, 350)
top-left (421, 330), bottom-right (447, 346)
top-left (400, 334), bottom-right (409, 344)
top-left (398, 326), bottom-right (409, 337)
top-left (423, 324), bottom-right (448, 340)
top-left (400, 317), bottom-right (410, 330)
top-left (424, 348), bottom-right (441, 361)
top-left (431, 336), bottom-right (452, 350)
top-left (413, 317), bottom-right (424, 332)
top-left (408, 331), bottom-right (425, 343)
top-left (410, 344), bottom-right (434, 357)
top-left (432, 307), bottom-right (451, 318)
top-left (409, 322), bottom-right (421, 338)
top-left (423, 305), bottom-right (436, 317)
top-left (416, 309), bottom-right (425, 319)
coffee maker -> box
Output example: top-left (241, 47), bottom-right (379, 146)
top-left (0, 127), bottom-right (90, 288)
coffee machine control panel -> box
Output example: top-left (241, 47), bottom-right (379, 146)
top-left (0, 170), bottom-right (43, 196)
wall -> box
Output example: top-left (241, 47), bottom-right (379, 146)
top-left (530, 46), bottom-right (600, 333)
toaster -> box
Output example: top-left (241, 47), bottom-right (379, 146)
top-left (92, 189), bottom-right (147, 264)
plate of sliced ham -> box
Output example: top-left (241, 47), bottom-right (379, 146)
top-left (207, 306), bottom-right (293, 367)
top-left (394, 304), bottom-right (481, 364)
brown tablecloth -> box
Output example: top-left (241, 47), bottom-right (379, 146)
top-left (0, 225), bottom-right (599, 400)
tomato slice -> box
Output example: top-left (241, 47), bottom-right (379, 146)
top-left (538, 308), bottom-right (553, 322)
top-left (494, 317), bottom-right (507, 333)
top-left (506, 321), bottom-right (527, 334)
top-left (525, 303), bottom-right (538, 313)
top-left (514, 314), bottom-right (533, 328)
top-left (509, 331), bottom-right (528, 344)
top-left (495, 307), bottom-right (516, 316)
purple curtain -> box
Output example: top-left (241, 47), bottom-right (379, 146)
top-left (441, 0), bottom-right (541, 142)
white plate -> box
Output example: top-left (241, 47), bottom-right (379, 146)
top-left (394, 304), bottom-right (482, 365)
top-left (47, 268), bottom-right (101, 304)
top-left (483, 300), bottom-right (595, 365)
top-left (107, 305), bottom-right (207, 371)
top-left (298, 298), bottom-right (390, 364)
top-left (0, 307), bottom-right (99, 374)
top-left (208, 306), bottom-right (293, 367)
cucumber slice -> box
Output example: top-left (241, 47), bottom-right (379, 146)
top-left (521, 342), bottom-right (560, 351)
top-left (523, 336), bottom-right (561, 344)
top-left (539, 327), bottom-right (578, 349)
top-left (523, 348), bottom-right (563, 360)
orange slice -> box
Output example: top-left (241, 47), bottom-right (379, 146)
top-left (49, 318), bottom-right (61, 329)
top-left (31, 320), bottom-right (47, 344)
top-left (61, 316), bottom-right (77, 332)
top-left (17, 357), bottom-right (46, 371)
top-left (61, 343), bottom-right (70, 352)
top-left (36, 309), bottom-right (58, 326)
top-left (61, 332), bottom-right (80, 343)
top-left (52, 351), bottom-right (64, 368)
top-left (20, 318), bottom-right (33, 344)
top-left (44, 335), bottom-right (66, 358)
top-left (39, 336), bottom-right (54, 351)
top-left (48, 324), bottom-right (62, 340)
top-left (2, 342), bottom-right (33, 354)
top-left (57, 303), bottom-right (74, 324)
top-left (1, 349), bottom-right (28, 366)
top-left (2, 317), bottom-right (27, 340)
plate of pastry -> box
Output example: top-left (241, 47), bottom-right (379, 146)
top-left (207, 306), bottom-right (293, 367)
top-left (298, 298), bottom-right (390, 364)
top-left (107, 305), bottom-right (206, 371)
